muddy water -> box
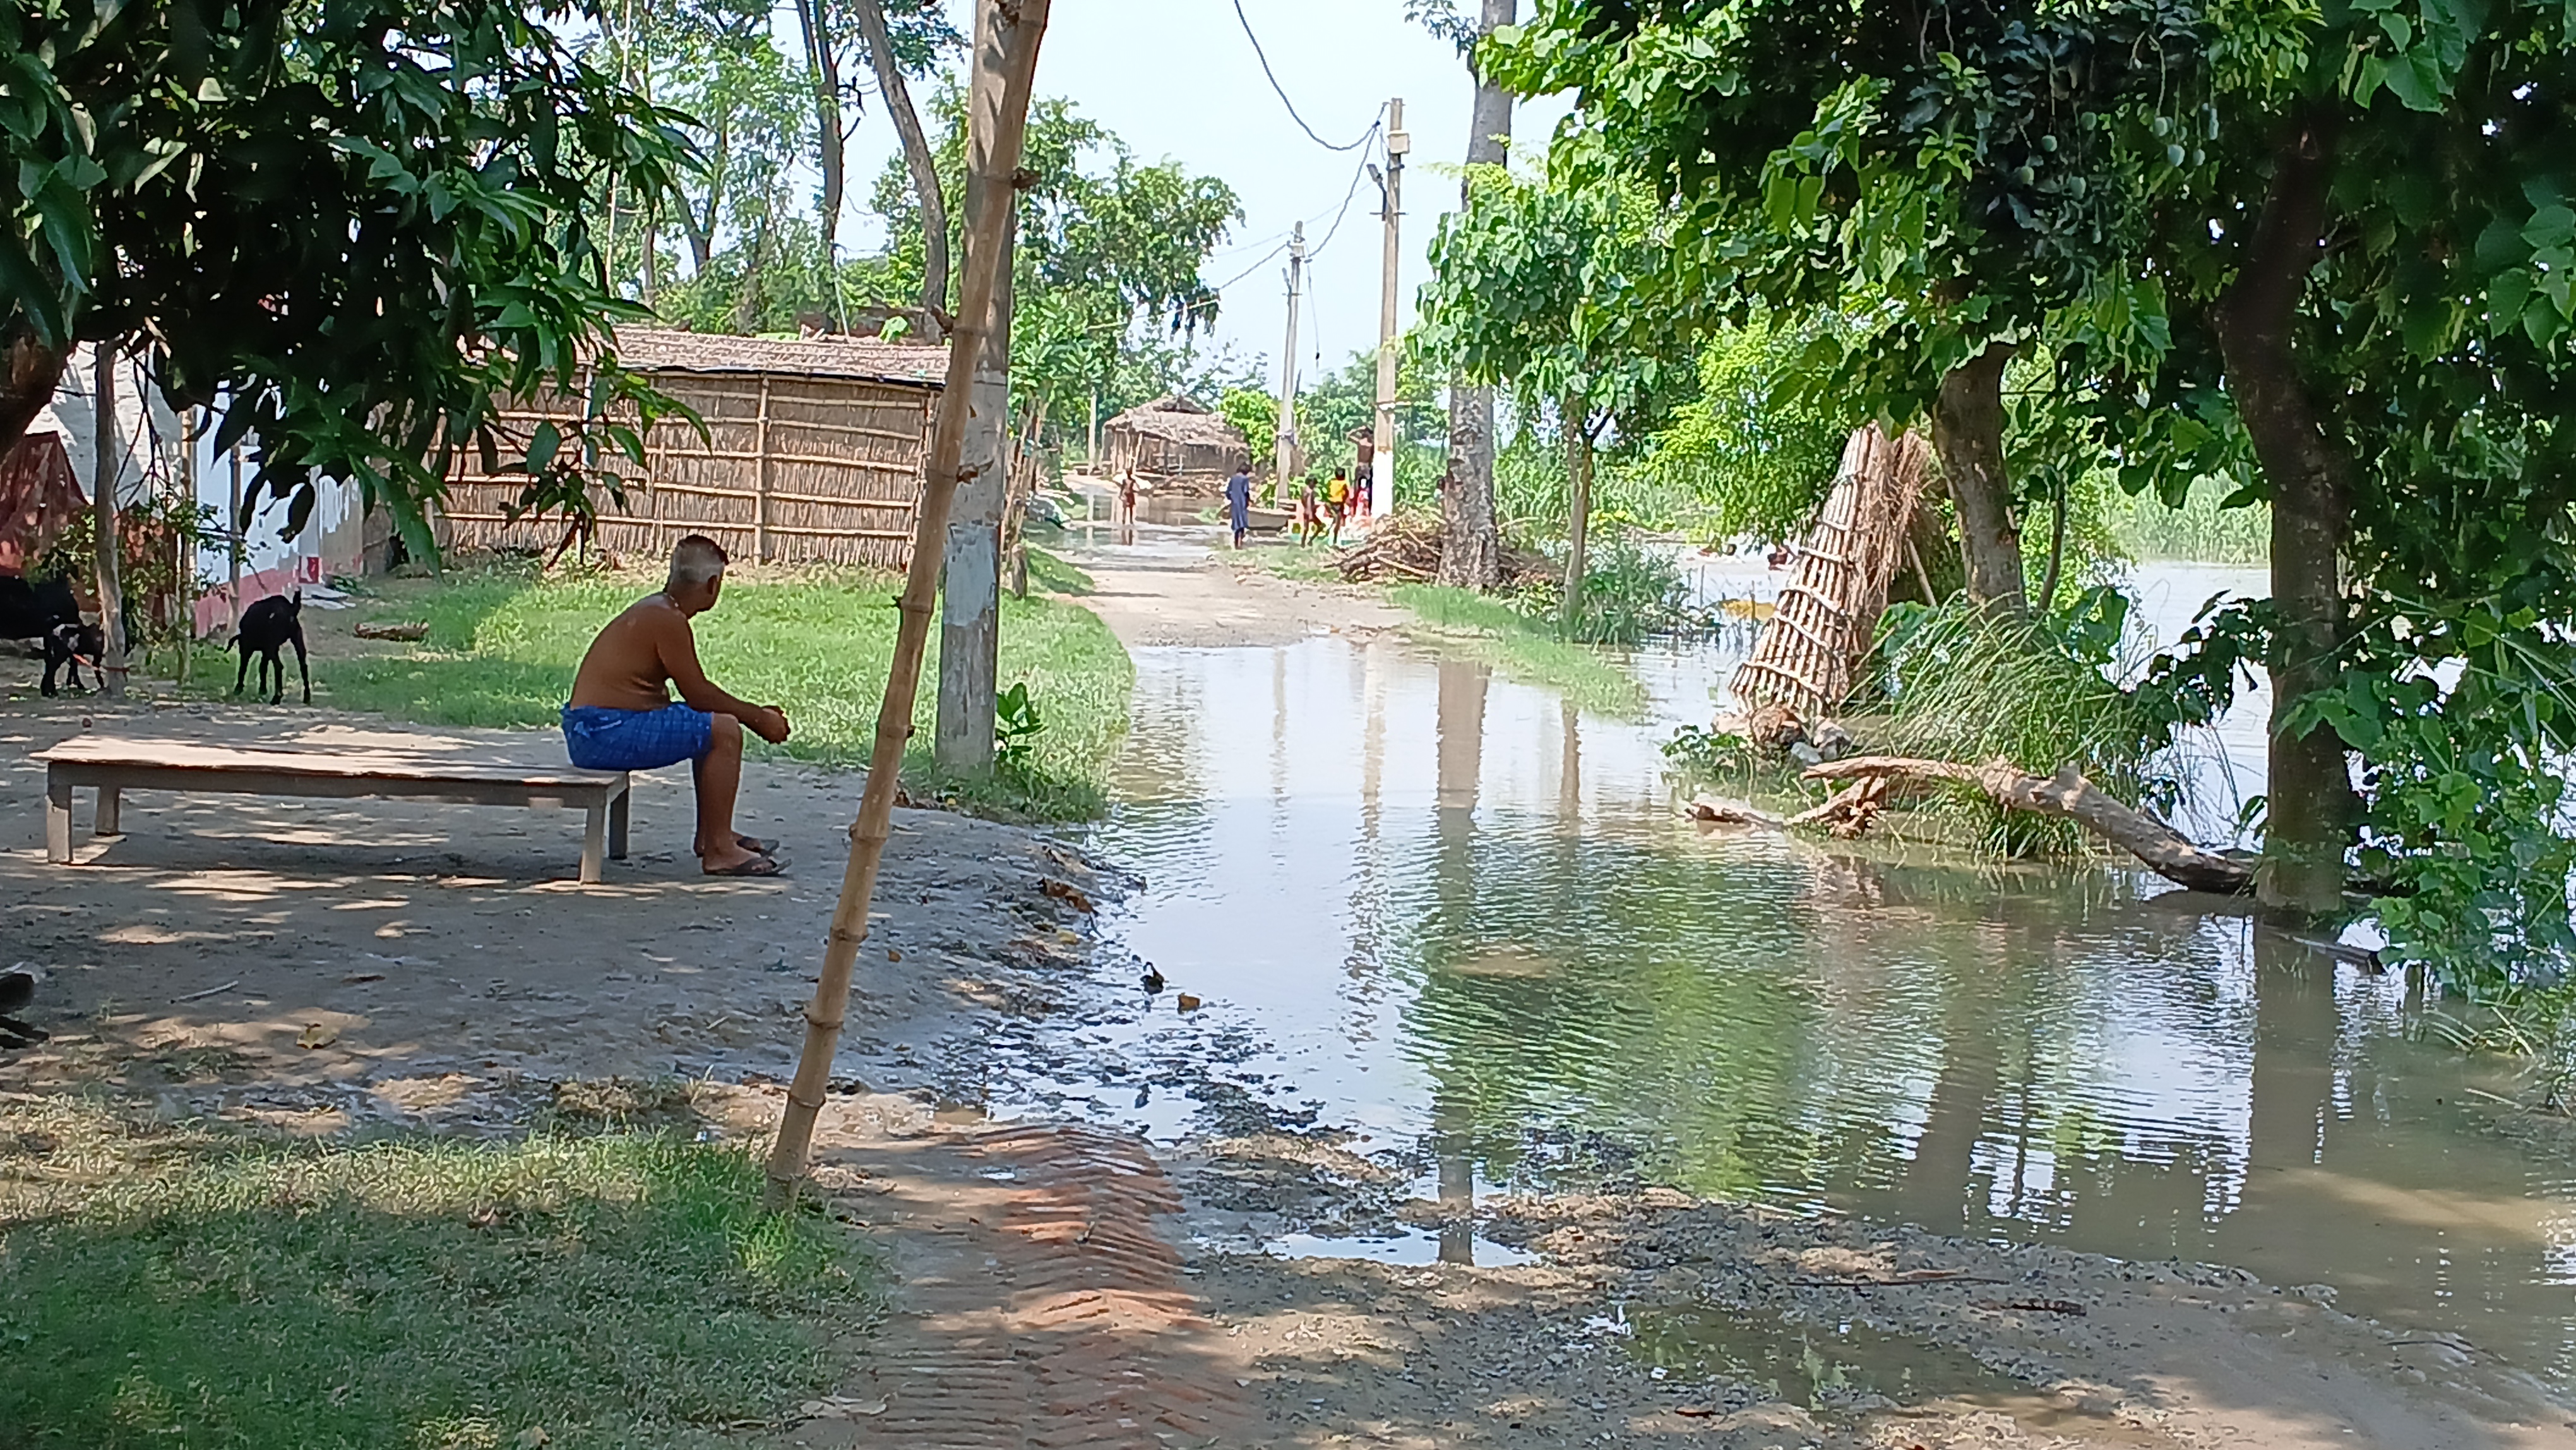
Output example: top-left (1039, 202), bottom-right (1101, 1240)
top-left (1028, 536), bottom-right (2576, 1392)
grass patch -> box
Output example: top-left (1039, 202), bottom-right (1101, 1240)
top-left (1246, 543), bottom-right (1342, 585)
top-left (1024, 545), bottom-right (1094, 596)
top-left (0, 1095), bottom-right (871, 1450)
top-left (181, 560), bottom-right (1133, 821)
top-left (1390, 584), bottom-right (1648, 718)
top-left (1244, 541), bottom-right (1648, 716)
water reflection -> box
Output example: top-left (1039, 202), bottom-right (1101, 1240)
top-left (1056, 569), bottom-right (2576, 1389)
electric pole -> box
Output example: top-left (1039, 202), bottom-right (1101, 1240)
top-left (1371, 100), bottom-right (1407, 522)
top-left (1274, 221), bottom-right (1305, 493)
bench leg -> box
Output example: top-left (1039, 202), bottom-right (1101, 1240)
top-left (95, 786), bottom-right (121, 839)
top-left (607, 786), bottom-right (629, 861)
top-left (580, 800), bottom-right (607, 885)
top-left (46, 774), bottom-right (72, 864)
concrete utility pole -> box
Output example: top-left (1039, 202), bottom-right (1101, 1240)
top-left (1275, 221), bottom-right (1306, 491)
top-left (933, 138), bottom-right (1022, 773)
top-left (1371, 100), bottom-right (1407, 521)
top-left (1437, 0), bottom-right (1515, 590)
top-left (92, 345), bottom-right (128, 700)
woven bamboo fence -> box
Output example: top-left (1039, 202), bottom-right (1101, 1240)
top-left (439, 369), bottom-right (938, 570)
top-left (1731, 424), bottom-right (1933, 716)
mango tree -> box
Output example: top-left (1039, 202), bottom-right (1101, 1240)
top-left (1489, 0), bottom-right (2212, 616)
top-left (2, 0), bottom-right (691, 553)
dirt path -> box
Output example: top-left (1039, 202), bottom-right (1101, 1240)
top-left (1061, 513), bottom-right (1407, 650)
top-left (0, 700), bottom-right (1109, 1126)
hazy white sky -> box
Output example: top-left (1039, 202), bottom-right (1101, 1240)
top-left (829, 1), bottom-right (1572, 388)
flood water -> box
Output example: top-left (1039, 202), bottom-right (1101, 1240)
top-left (1025, 522), bottom-right (2576, 1394)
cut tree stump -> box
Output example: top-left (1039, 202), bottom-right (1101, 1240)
top-left (1802, 756), bottom-right (2253, 894)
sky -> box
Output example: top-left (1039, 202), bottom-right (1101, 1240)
top-left (826, 0), bottom-right (1573, 392)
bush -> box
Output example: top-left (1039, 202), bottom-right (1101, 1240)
top-left (1869, 588), bottom-right (2187, 855)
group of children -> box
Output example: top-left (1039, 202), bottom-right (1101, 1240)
top-left (1289, 467), bottom-right (1363, 546)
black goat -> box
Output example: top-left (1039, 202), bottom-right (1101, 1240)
top-left (233, 591), bottom-right (311, 704)
top-left (0, 574), bottom-right (100, 696)
top-left (0, 969), bottom-right (44, 1050)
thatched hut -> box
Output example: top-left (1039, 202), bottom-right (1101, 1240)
top-left (1101, 394), bottom-right (1248, 481)
top-left (439, 328), bottom-right (950, 568)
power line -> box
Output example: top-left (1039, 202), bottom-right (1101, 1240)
top-left (1231, 0), bottom-right (1381, 152)
top-left (1299, 131), bottom-right (1383, 267)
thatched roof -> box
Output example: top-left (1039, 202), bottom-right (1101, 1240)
top-left (1106, 393), bottom-right (1245, 446)
top-left (610, 327), bottom-right (950, 389)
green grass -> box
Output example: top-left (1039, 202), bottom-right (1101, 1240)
top-left (1389, 584), bottom-right (1649, 718)
top-left (181, 560), bottom-right (1134, 820)
top-left (1244, 541), bottom-right (1649, 716)
top-left (0, 1095), bottom-right (871, 1450)
top-left (2108, 477), bottom-right (2270, 564)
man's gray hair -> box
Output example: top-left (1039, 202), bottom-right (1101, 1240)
top-left (667, 534), bottom-right (729, 591)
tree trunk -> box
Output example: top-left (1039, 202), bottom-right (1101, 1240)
top-left (1559, 401), bottom-right (1592, 633)
top-left (2033, 474), bottom-right (2070, 615)
top-left (1, 332), bottom-right (66, 458)
top-left (1437, 0), bottom-right (1514, 592)
top-left (852, 0), bottom-right (950, 331)
top-left (2214, 112), bottom-right (2352, 916)
top-left (1930, 344), bottom-right (2025, 613)
top-left (1804, 757), bottom-right (2254, 895)
top-left (765, 0), bottom-right (1051, 1209)
top-left (796, 0), bottom-right (847, 325)
top-left (681, 131), bottom-right (725, 276)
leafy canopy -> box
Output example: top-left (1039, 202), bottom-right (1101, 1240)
top-left (1, 0), bottom-right (694, 554)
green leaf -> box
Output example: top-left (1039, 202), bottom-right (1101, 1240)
top-left (524, 421), bottom-right (561, 475)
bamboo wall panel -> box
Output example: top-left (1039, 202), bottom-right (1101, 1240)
top-left (438, 372), bottom-right (936, 569)
top-left (1731, 425), bottom-right (1932, 717)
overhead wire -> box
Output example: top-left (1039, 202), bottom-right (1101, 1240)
top-left (1230, 0), bottom-right (1383, 153)
top-left (1298, 129), bottom-right (1383, 267)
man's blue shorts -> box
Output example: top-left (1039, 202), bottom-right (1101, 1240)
top-left (561, 702), bottom-right (715, 771)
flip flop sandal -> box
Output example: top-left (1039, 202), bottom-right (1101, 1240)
top-left (737, 834), bottom-right (780, 856)
top-left (704, 854), bottom-right (786, 878)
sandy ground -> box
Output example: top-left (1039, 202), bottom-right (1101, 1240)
top-left (0, 698), bottom-right (1112, 1128)
top-left (1060, 503), bottom-right (1409, 649)
top-left (6, 545), bottom-right (2575, 1449)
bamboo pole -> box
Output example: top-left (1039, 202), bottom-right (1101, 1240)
top-left (753, 376), bottom-right (773, 563)
top-left (178, 406), bottom-right (198, 687)
top-left (764, 0), bottom-right (1050, 1209)
top-left (92, 345), bottom-right (129, 700)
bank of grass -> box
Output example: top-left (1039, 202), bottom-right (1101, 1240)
top-left (0, 1094), bottom-right (871, 1450)
top-left (1248, 544), bottom-right (1649, 717)
top-left (189, 559), bottom-right (1133, 820)
top-left (1389, 584), bottom-right (1649, 717)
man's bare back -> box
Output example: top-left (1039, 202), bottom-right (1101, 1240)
top-left (569, 595), bottom-right (712, 713)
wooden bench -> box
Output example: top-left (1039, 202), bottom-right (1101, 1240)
top-left (34, 736), bottom-right (632, 883)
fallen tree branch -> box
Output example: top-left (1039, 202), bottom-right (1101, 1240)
top-left (1803, 756), bottom-right (2253, 895)
top-left (1684, 796), bottom-right (1789, 829)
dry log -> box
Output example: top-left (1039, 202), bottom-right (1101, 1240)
top-left (1789, 775), bottom-right (1890, 839)
top-left (1685, 796), bottom-right (1789, 829)
top-left (1803, 755), bottom-right (2253, 894)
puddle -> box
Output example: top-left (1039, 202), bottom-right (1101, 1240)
top-left (1267, 1228), bottom-right (1537, 1267)
top-left (1625, 1305), bottom-right (2020, 1410)
top-left (1005, 530), bottom-right (2576, 1394)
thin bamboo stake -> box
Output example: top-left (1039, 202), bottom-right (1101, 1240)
top-left (92, 345), bottom-right (129, 700)
top-left (763, 0), bottom-right (1050, 1209)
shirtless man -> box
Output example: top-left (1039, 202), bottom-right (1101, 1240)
top-left (562, 536), bottom-right (791, 876)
